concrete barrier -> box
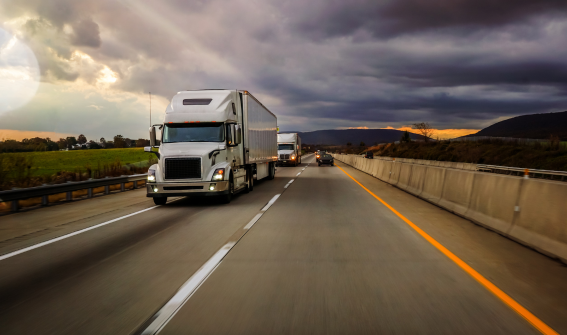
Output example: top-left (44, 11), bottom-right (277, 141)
top-left (438, 169), bottom-right (475, 216)
top-left (421, 166), bottom-right (446, 204)
top-left (465, 173), bottom-right (521, 234)
top-left (380, 161), bottom-right (393, 181)
top-left (333, 153), bottom-right (567, 264)
top-left (406, 164), bottom-right (426, 196)
top-left (389, 162), bottom-right (402, 185)
top-left (510, 180), bottom-right (567, 263)
top-left (397, 163), bottom-right (413, 190)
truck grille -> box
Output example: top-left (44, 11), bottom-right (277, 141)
top-left (164, 158), bottom-right (201, 179)
top-left (280, 154), bottom-right (290, 160)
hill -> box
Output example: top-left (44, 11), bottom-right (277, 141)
top-left (294, 129), bottom-right (425, 145)
top-left (471, 111), bottom-right (567, 140)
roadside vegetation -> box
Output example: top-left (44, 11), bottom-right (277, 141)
top-left (368, 138), bottom-right (567, 171)
top-left (0, 148), bottom-right (157, 191)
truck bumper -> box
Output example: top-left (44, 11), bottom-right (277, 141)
top-left (146, 181), bottom-right (229, 197)
top-left (277, 160), bottom-right (296, 165)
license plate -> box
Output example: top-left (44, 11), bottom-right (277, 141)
top-left (283, 160), bottom-right (287, 162)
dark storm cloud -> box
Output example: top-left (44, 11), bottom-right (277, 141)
top-left (71, 18), bottom-right (101, 48)
top-left (1, 0), bottom-right (567, 134)
top-left (284, 0), bottom-right (567, 39)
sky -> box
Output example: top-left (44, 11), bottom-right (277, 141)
top-left (1, 0), bottom-right (567, 141)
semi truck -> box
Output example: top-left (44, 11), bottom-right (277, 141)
top-left (277, 133), bottom-right (301, 166)
top-left (145, 89), bottom-right (278, 205)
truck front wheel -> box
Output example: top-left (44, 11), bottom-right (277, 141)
top-left (153, 197), bottom-right (167, 205)
top-left (221, 176), bottom-right (234, 204)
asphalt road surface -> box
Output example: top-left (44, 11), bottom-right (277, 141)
top-left (0, 153), bottom-right (566, 334)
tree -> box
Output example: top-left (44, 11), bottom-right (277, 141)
top-left (136, 138), bottom-right (150, 147)
top-left (400, 130), bottom-right (411, 143)
top-left (114, 135), bottom-right (126, 148)
top-left (346, 142), bottom-right (352, 147)
top-left (77, 134), bottom-right (87, 144)
top-left (57, 138), bottom-right (68, 150)
top-left (66, 136), bottom-right (77, 149)
top-left (412, 122), bottom-right (435, 142)
top-left (46, 139), bottom-right (59, 151)
top-left (360, 141), bottom-right (365, 147)
top-left (88, 140), bottom-right (102, 149)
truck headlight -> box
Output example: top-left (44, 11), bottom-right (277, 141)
top-left (291, 155), bottom-right (296, 160)
top-left (148, 169), bottom-right (156, 182)
top-left (212, 168), bottom-right (225, 181)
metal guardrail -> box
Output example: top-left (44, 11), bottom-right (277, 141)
top-left (0, 174), bottom-right (147, 212)
top-left (477, 164), bottom-right (567, 181)
top-left (335, 154), bottom-right (567, 181)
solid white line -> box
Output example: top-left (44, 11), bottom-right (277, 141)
top-left (0, 205), bottom-right (160, 261)
top-left (261, 194), bottom-right (281, 211)
top-left (243, 213), bottom-right (263, 230)
top-left (141, 242), bottom-right (236, 335)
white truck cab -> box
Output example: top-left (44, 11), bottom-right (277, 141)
top-left (277, 133), bottom-right (302, 166)
top-left (145, 90), bottom-right (277, 204)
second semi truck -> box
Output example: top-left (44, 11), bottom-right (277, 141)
top-left (277, 133), bottom-right (302, 166)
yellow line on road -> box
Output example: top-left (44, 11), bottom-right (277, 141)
top-left (335, 163), bottom-right (558, 335)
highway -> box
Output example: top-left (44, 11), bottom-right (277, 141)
top-left (1, 153), bottom-right (566, 334)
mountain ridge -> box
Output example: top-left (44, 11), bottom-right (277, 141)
top-left (469, 111), bottom-right (567, 140)
top-left (279, 128), bottom-right (425, 145)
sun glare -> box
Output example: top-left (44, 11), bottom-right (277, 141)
top-left (0, 28), bottom-right (40, 114)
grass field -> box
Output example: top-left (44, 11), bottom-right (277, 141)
top-left (0, 148), bottom-right (155, 177)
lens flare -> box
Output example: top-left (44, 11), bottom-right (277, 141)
top-left (0, 28), bottom-right (40, 114)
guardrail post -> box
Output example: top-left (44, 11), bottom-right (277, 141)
top-left (133, 181), bottom-right (138, 189)
top-left (88, 188), bottom-right (93, 198)
top-left (11, 200), bottom-right (18, 212)
top-left (66, 191), bottom-right (72, 201)
top-left (41, 195), bottom-right (48, 206)
top-left (105, 185), bottom-right (109, 194)
top-left (121, 183), bottom-right (125, 192)
top-left (524, 169), bottom-right (530, 179)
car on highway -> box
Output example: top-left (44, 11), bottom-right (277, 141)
top-left (318, 154), bottom-right (334, 166)
top-left (316, 150), bottom-right (323, 162)
top-left (364, 151), bottom-right (374, 159)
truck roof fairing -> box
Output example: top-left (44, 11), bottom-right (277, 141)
top-left (164, 90), bottom-right (237, 123)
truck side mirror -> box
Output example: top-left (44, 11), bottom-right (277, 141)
top-left (149, 126), bottom-right (157, 147)
top-left (235, 124), bottom-right (242, 145)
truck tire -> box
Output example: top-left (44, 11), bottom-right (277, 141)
top-left (153, 197), bottom-right (167, 205)
top-left (268, 162), bottom-right (275, 180)
top-left (244, 168), bottom-right (253, 193)
top-left (221, 176), bottom-right (234, 204)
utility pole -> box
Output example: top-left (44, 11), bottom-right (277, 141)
top-left (149, 92), bottom-right (152, 127)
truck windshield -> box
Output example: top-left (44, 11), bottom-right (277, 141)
top-left (163, 123), bottom-right (225, 143)
top-left (278, 144), bottom-right (294, 150)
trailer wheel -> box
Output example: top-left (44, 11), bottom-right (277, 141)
top-left (153, 197), bottom-right (167, 205)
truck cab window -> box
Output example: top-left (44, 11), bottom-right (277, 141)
top-left (278, 144), bottom-right (294, 150)
top-left (163, 123), bottom-right (225, 143)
